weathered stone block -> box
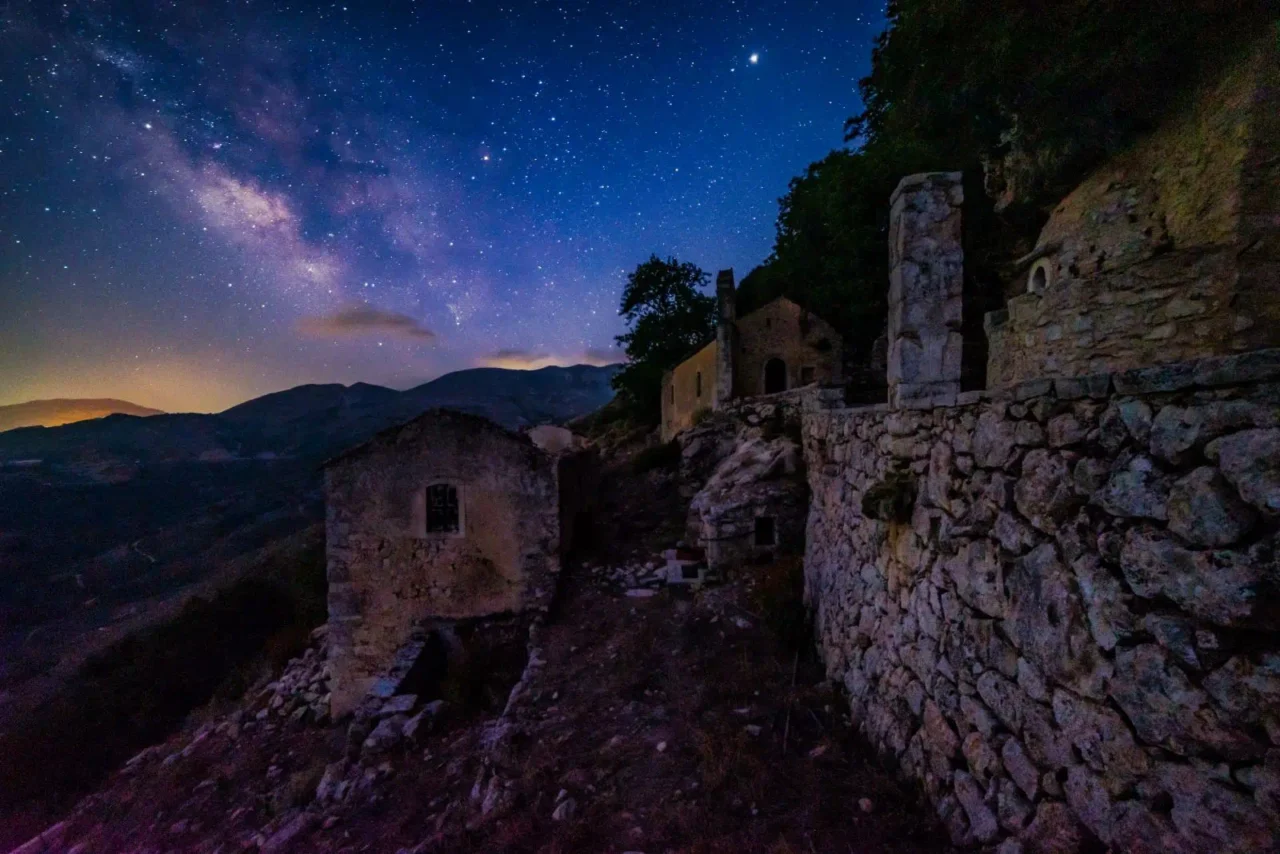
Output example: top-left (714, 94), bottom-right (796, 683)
top-left (1206, 428), bottom-right (1280, 514)
top-left (1093, 454), bottom-right (1169, 520)
top-left (1120, 526), bottom-right (1273, 628)
top-left (1167, 467), bottom-right (1257, 546)
top-left (1111, 645), bottom-right (1262, 760)
top-left (1008, 544), bottom-right (1112, 699)
top-left (1015, 450), bottom-right (1082, 534)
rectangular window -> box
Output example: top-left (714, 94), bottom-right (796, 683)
top-left (754, 516), bottom-right (776, 547)
top-left (425, 483), bottom-right (460, 533)
top-left (696, 371), bottom-right (702, 398)
top-left (801, 366), bottom-right (816, 385)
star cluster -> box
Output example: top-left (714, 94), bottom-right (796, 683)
top-left (0, 0), bottom-right (883, 412)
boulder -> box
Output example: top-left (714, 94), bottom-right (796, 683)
top-left (1021, 802), bottom-right (1089, 854)
top-left (1203, 654), bottom-right (1280, 724)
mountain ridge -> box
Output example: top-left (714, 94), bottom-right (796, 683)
top-left (0, 398), bottom-right (163, 433)
top-left (0, 363), bottom-right (621, 464)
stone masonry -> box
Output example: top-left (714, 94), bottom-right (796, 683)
top-left (887, 171), bottom-right (965, 409)
top-left (324, 411), bottom-right (590, 718)
top-left (985, 38), bottom-right (1280, 388)
top-left (802, 350), bottom-right (1280, 853)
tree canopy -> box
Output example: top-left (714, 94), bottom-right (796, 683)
top-left (612, 255), bottom-right (716, 417)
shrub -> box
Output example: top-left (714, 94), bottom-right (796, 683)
top-left (630, 439), bottom-right (682, 474)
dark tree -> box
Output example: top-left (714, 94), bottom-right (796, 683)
top-left (744, 0), bottom-right (1265, 369)
top-left (612, 255), bottom-right (716, 417)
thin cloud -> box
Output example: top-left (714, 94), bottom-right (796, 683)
top-left (479, 348), bottom-right (624, 370)
top-left (297, 305), bottom-right (436, 341)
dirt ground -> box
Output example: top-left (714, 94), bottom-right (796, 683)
top-left (4, 556), bottom-right (952, 854)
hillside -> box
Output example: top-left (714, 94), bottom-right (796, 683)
top-left (0, 398), bottom-right (163, 433)
top-left (0, 363), bottom-right (619, 800)
top-left (0, 417), bottom-right (947, 853)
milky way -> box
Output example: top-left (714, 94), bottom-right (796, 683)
top-left (0, 0), bottom-right (883, 411)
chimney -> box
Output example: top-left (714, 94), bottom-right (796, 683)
top-left (714, 268), bottom-right (736, 408)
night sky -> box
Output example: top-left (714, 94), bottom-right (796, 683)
top-left (1, 0), bottom-right (883, 413)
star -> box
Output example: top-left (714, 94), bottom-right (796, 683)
top-left (749, 53), bottom-right (759, 64)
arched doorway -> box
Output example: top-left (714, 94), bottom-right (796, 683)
top-left (764, 358), bottom-right (787, 394)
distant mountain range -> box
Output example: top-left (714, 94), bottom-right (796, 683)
top-left (0, 398), bottom-right (163, 433)
top-left (0, 364), bottom-right (620, 465)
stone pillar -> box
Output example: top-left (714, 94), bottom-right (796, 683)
top-left (714, 268), bottom-right (737, 408)
top-left (887, 172), bottom-right (965, 409)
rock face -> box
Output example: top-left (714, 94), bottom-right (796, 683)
top-left (680, 394), bottom-right (810, 574)
top-left (802, 351), bottom-right (1280, 852)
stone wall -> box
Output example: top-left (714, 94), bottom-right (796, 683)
top-left (325, 411), bottom-right (566, 717)
top-left (986, 38), bottom-right (1280, 389)
top-left (802, 350), bottom-right (1280, 853)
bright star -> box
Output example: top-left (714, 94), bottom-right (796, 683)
top-left (749, 53), bottom-right (759, 64)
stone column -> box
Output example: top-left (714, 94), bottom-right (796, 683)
top-left (714, 268), bottom-right (737, 408)
top-left (887, 172), bottom-right (965, 409)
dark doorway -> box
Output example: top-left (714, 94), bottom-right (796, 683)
top-left (764, 358), bottom-right (787, 394)
top-left (754, 516), bottom-right (776, 547)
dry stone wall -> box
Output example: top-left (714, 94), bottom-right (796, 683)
top-left (802, 349), bottom-right (1280, 853)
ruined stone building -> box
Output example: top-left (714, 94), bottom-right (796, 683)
top-left (660, 269), bottom-right (843, 441)
top-left (323, 411), bottom-right (592, 717)
top-left (797, 36), bottom-right (1280, 854)
top-left (985, 38), bottom-right (1280, 387)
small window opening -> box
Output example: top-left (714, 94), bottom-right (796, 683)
top-left (754, 516), bottom-right (776, 547)
top-left (765, 318), bottom-right (772, 329)
top-left (669, 384), bottom-right (675, 404)
top-left (426, 483), bottom-right (460, 534)
top-left (801, 366), bottom-right (816, 385)
top-left (1028, 259), bottom-right (1052, 295)
top-left (696, 370), bottom-right (702, 399)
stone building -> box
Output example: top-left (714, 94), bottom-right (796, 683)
top-left (985, 37), bottom-right (1280, 387)
top-left (323, 411), bottom-right (592, 717)
top-left (660, 269), bottom-right (843, 441)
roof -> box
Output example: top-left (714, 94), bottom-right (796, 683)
top-left (321, 408), bottom-right (533, 469)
